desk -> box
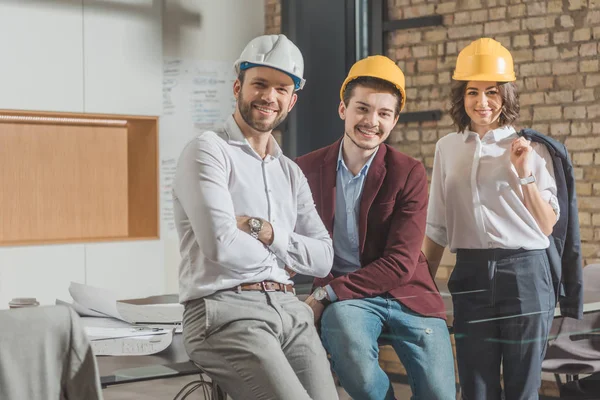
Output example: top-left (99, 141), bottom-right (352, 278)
top-left (97, 333), bottom-right (199, 388)
top-left (96, 282), bottom-right (600, 388)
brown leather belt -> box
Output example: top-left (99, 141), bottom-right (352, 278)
top-left (232, 281), bottom-right (295, 295)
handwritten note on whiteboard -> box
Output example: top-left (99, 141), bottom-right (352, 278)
top-left (160, 58), bottom-right (237, 235)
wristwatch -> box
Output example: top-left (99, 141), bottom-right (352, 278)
top-left (248, 218), bottom-right (263, 239)
top-left (519, 174), bottom-right (536, 186)
top-left (312, 287), bottom-right (331, 306)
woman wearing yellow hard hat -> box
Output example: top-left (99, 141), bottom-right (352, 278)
top-left (423, 38), bottom-right (560, 399)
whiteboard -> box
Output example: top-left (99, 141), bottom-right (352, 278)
top-left (160, 58), bottom-right (237, 236)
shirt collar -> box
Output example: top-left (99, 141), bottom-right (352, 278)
top-left (223, 115), bottom-right (283, 159)
top-left (336, 140), bottom-right (378, 177)
top-left (461, 125), bottom-right (516, 143)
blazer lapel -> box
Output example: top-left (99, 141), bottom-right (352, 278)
top-left (319, 140), bottom-right (341, 237)
top-left (358, 145), bottom-right (387, 254)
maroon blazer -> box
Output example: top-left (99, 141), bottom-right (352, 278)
top-left (296, 139), bottom-right (446, 320)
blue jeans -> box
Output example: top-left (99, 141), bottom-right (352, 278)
top-left (321, 297), bottom-right (456, 400)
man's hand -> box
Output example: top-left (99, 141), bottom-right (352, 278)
top-left (236, 216), bottom-right (274, 245)
top-left (510, 137), bottom-right (533, 178)
top-left (305, 295), bottom-right (325, 324)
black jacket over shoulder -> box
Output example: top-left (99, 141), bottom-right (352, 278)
top-left (518, 128), bottom-right (583, 319)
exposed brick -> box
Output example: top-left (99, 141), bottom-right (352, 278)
top-left (553, 31), bottom-right (571, 44)
top-left (552, 61), bottom-right (578, 75)
top-left (533, 106), bottom-right (563, 121)
top-left (557, 75), bottom-right (585, 89)
top-left (561, 46), bottom-right (579, 60)
top-left (581, 60), bottom-right (600, 73)
top-left (485, 19), bottom-right (520, 35)
top-left (535, 46), bottom-right (559, 61)
top-left (412, 45), bottom-right (436, 58)
top-left (587, 10), bottom-right (600, 24)
top-left (560, 15), bottom-right (575, 27)
top-left (574, 152), bottom-right (594, 166)
top-left (580, 197), bottom-right (600, 211)
top-left (395, 47), bottom-right (412, 59)
top-left (489, 7), bottom-right (507, 19)
top-left (589, 104), bottom-right (600, 119)
top-left (551, 123), bottom-right (571, 135)
top-left (404, 4), bottom-right (435, 18)
top-left (513, 34), bottom-right (530, 48)
top-left (580, 212), bottom-right (592, 226)
top-left (523, 15), bottom-right (556, 30)
top-left (594, 26), bottom-right (600, 39)
top-left (548, 0), bottom-right (564, 12)
top-left (532, 123), bottom-right (550, 133)
top-left (565, 136), bottom-right (600, 151)
top-left (406, 130), bottom-right (420, 141)
top-left (520, 62), bottom-right (552, 76)
top-left (565, 106), bottom-right (588, 119)
top-left (571, 122), bottom-right (593, 135)
top-left (574, 28), bottom-right (592, 41)
top-left (421, 143), bottom-right (436, 156)
top-left (507, 4), bottom-right (526, 17)
top-left (533, 34), bottom-right (550, 46)
top-left (511, 49), bottom-right (534, 63)
top-left (436, 2), bottom-right (456, 14)
top-left (425, 30), bottom-right (447, 42)
top-left (581, 227), bottom-right (595, 241)
top-left (578, 182), bottom-right (593, 196)
top-left (580, 43), bottom-right (598, 57)
top-left (471, 10), bottom-right (489, 22)
top-left (545, 90), bottom-right (574, 103)
top-left (586, 74), bottom-right (600, 87)
top-left (527, 2), bottom-right (547, 15)
top-left (456, 0), bottom-right (483, 10)
top-left (418, 59), bottom-right (438, 73)
top-left (568, 0), bottom-right (586, 10)
top-left (438, 71), bottom-right (451, 84)
top-left (521, 92), bottom-right (545, 105)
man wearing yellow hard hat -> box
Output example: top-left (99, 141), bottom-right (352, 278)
top-left (296, 55), bottom-right (456, 400)
top-left (174, 34), bottom-right (339, 400)
top-left (423, 38), bottom-right (581, 400)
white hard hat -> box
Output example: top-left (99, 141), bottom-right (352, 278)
top-left (234, 34), bottom-right (306, 91)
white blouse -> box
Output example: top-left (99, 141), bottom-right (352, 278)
top-left (426, 126), bottom-right (559, 252)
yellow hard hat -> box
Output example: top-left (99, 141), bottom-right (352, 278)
top-left (340, 55), bottom-right (406, 112)
top-left (453, 38), bottom-right (516, 82)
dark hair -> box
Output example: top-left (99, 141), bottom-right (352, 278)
top-left (449, 81), bottom-right (520, 133)
top-left (342, 76), bottom-right (403, 117)
top-left (237, 69), bottom-right (246, 84)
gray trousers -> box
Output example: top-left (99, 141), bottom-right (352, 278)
top-left (183, 290), bottom-right (338, 400)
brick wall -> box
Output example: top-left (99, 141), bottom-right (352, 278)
top-left (265, 0), bottom-right (599, 396)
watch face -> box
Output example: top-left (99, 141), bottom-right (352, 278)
top-left (249, 219), bottom-right (261, 229)
top-left (314, 287), bottom-right (326, 301)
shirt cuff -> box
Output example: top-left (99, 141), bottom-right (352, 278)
top-left (425, 223), bottom-right (448, 248)
top-left (324, 285), bottom-right (338, 302)
top-left (268, 222), bottom-right (291, 263)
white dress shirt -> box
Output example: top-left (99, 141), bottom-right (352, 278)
top-left (426, 126), bottom-right (559, 252)
top-left (173, 116), bottom-right (333, 302)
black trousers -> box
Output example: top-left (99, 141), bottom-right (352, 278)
top-left (449, 248), bottom-right (555, 400)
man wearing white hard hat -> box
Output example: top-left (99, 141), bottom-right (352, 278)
top-left (173, 34), bottom-right (338, 400)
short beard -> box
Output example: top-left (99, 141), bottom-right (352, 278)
top-left (238, 87), bottom-right (288, 133)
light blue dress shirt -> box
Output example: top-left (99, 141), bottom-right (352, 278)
top-left (325, 143), bottom-right (378, 302)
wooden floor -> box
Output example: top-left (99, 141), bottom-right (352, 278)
top-left (102, 375), bottom-right (414, 399)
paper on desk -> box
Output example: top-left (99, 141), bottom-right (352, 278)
top-left (68, 282), bottom-right (184, 324)
top-left (56, 298), bottom-right (106, 317)
top-left (85, 326), bottom-right (170, 341)
top-left (89, 331), bottom-right (174, 356)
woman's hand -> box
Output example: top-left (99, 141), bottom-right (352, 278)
top-left (510, 137), bottom-right (533, 178)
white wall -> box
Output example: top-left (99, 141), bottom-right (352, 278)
top-left (0, 0), bottom-right (265, 308)
top-left (0, 0), bottom-right (163, 307)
